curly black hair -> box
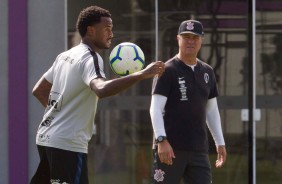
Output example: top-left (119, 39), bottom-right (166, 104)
top-left (76, 6), bottom-right (111, 37)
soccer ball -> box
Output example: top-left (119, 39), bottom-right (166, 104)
top-left (109, 42), bottom-right (145, 76)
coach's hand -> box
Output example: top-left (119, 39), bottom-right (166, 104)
top-left (215, 145), bottom-right (226, 168)
top-left (157, 140), bottom-right (175, 165)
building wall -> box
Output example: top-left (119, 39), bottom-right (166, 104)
top-left (0, 0), bottom-right (8, 183)
top-left (28, 0), bottom-right (67, 180)
top-left (0, 0), bottom-right (66, 183)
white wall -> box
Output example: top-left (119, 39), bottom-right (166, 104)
top-left (0, 0), bottom-right (8, 183)
top-left (28, 0), bottom-right (67, 180)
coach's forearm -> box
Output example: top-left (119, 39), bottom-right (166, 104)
top-left (206, 98), bottom-right (225, 146)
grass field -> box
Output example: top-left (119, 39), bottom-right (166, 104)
top-left (210, 153), bottom-right (282, 184)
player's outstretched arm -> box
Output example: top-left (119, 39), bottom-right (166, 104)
top-left (32, 76), bottom-right (52, 107)
top-left (90, 61), bottom-right (165, 98)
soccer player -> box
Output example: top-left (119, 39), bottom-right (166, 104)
top-left (150, 20), bottom-right (226, 184)
top-left (30, 6), bottom-right (164, 184)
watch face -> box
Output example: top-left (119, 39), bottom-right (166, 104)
top-left (158, 137), bottom-right (163, 141)
top-left (157, 136), bottom-right (166, 143)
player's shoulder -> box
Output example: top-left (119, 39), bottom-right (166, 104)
top-left (72, 43), bottom-right (96, 61)
top-left (57, 43), bottom-right (88, 57)
top-left (72, 43), bottom-right (91, 55)
top-left (164, 56), bottom-right (179, 68)
top-left (197, 58), bottom-right (214, 71)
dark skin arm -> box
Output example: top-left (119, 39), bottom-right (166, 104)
top-left (90, 61), bottom-right (164, 98)
top-left (32, 61), bottom-right (164, 104)
top-left (32, 76), bottom-right (52, 107)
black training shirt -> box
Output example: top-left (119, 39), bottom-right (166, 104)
top-left (152, 56), bottom-right (218, 152)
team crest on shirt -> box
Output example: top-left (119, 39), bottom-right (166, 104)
top-left (154, 169), bottom-right (165, 182)
top-left (204, 73), bottom-right (209, 83)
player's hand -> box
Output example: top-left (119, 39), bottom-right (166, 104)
top-left (140, 61), bottom-right (165, 79)
top-left (157, 140), bottom-right (175, 165)
top-left (215, 145), bottom-right (226, 168)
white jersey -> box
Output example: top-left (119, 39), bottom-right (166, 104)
top-left (36, 43), bottom-right (106, 153)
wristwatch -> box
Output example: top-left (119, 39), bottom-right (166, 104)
top-left (155, 136), bottom-right (167, 143)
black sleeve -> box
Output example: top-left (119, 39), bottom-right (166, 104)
top-left (208, 69), bottom-right (219, 99)
top-left (152, 67), bottom-right (172, 97)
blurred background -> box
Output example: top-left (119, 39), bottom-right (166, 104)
top-left (1, 0), bottom-right (282, 183)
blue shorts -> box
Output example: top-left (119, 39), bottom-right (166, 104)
top-left (30, 145), bottom-right (88, 184)
top-left (152, 149), bottom-right (211, 184)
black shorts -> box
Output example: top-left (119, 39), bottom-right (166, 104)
top-left (152, 149), bottom-right (211, 184)
top-left (30, 145), bottom-right (88, 184)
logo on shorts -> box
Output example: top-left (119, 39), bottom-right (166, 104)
top-left (154, 169), bottom-right (165, 182)
top-left (51, 179), bottom-right (69, 184)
